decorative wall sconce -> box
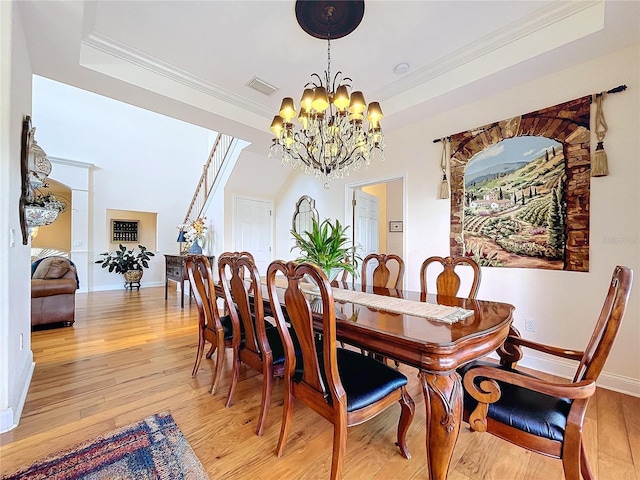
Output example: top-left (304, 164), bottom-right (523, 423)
top-left (19, 114), bottom-right (61, 243)
top-left (19, 115), bottom-right (33, 245)
top-left (27, 138), bottom-right (51, 189)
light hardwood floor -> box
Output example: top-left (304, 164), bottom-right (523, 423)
top-left (1, 286), bottom-right (638, 479)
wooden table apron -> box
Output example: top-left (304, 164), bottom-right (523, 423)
top-left (257, 282), bottom-right (514, 480)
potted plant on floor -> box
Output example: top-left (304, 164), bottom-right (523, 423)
top-left (96, 244), bottom-right (155, 286)
top-left (291, 217), bottom-right (361, 283)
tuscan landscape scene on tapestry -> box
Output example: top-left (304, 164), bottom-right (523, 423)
top-left (462, 136), bottom-right (566, 269)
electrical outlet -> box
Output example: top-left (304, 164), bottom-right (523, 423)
top-left (525, 318), bottom-right (536, 332)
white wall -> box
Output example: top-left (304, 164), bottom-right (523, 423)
top-left (386, 179), bottom-right (404, 260)
top-left (31, 76), bottom-right (216, 291)
top-left (272, 44), bottom-right (640, 394)
top-left (0, 2), bottom-right (35, 432)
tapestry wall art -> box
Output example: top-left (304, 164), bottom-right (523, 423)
top-left (448, 96), bottom-right (591, 272)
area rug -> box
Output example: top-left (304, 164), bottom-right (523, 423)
top-left (2, 411), bottom-right (209, 480)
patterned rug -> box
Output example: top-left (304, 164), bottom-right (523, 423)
top-left (2, 412), bottom-right (209, 480)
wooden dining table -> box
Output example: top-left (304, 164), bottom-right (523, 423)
top-left (247, 278), bottom-right (515, 480)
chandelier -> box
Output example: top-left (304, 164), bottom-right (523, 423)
top-left (268, 1), bottom-right (384, 186)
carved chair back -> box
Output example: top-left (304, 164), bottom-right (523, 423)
top-left (420, 255), bottom-right (481, 298)
top-left (361, 253), bottom-right (404, 289)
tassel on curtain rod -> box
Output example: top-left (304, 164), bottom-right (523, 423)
top-left (438, 138), bottom-right (450, 199)
top-left (431, 84), bottom-right (627, 144)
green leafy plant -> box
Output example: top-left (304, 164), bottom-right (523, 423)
top-left (291, 218), bottom-right (361, 280)
top-left (96, 244), bottom-right (155, 274)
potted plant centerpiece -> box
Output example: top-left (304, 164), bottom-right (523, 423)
top-left (96, 244), bottom-right (155, 286)
top-left (291, 217), bottom-right (361, 283)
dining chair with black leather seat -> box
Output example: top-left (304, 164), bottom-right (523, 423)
top-left (185, 255), bottom-right (233, 395)
top-left (419, 255), bottom-right (481, 299)
top-left (217, 251), bottom-right (299, 437)
top-left (361, 253), bottom-right (405, 290)
top-left (266, 260), bottom-right (415, 480)
top-left (460, 265), bottom-right (633, 480)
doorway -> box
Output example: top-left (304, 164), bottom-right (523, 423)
top-left (233, 197), bottom-right (273, 274)
top-left (30, 179), bottom-right (72, 254)
top-left (346, 177), bottom-right (405, 284)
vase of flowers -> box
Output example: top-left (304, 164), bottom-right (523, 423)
top-left (177, 218), bottom-right (208, 254)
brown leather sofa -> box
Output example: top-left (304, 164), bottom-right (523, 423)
top-left (31, 256), bottom-right (78, 327)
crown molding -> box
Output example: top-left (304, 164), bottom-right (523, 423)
top-left (378, 0), bottom-right (604, 102)
top-left (80, 32), bottom-right (273, 119)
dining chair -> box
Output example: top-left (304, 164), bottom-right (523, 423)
top-left (419, 255), bottom-right (481, 298)
top-left (185, 255), bottom-right (232, 396)
top-left (217, 251), bottom-right (294, 436)
top-left (359, 253), bottom-right (406, 364)
top-left (460, 265), bottom-right (633, 480)
top-left (266, 260), bottom-right (415, 480)
top-left (361, 253), bottom-right (404, 289)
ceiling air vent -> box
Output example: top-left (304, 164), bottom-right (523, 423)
top-left (246, 76), bottom-right (278, 96)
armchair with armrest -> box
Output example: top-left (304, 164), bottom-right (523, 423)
top-left (31, 256), bottom-right (79, 327)
top-left (460, 265), bottom-right (633, 480)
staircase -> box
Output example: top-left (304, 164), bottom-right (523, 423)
top-left (183, 132), bottom-right (235, 224)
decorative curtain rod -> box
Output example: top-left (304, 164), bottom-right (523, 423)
top-left (432, 84), bottom-right (627, 144)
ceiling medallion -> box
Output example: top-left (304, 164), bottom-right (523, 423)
top-left (268, 0), bottom-right (384, 187)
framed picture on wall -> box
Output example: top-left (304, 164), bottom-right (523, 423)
top-left (111, 219), bottom-right (139, 243)
top-left (389, 221), bottom-right (403, 232)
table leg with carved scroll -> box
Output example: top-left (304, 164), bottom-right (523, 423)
top-left (419, 370), bottom-right (463, 480)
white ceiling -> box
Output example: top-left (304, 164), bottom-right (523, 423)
top-left (17, 1), bottom-right (639, 160)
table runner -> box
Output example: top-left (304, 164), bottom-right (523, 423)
top-left (264, 277), bottom-right (473, 324)
top-left (329, 288), bottom-right (473, 324)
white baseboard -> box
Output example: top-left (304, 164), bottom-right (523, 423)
top-left (0, 360), bottom-right (35, 433)
top-left (488, 352), bottom-right (640, 397)
top-left (90, 280), bottom-right (165, 292)
top-left (0, 407), bottom-right (15, 433)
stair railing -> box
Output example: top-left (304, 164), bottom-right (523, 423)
top-left (183, 132), bottom-right (234, 224)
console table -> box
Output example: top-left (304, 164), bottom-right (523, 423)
top-left (164, 254), bottom-right (215, 308)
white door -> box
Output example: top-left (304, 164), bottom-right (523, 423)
top-left (233, 197), bottom-right (272, 274)
top-left (353, 189), bottom-right (379, 281)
